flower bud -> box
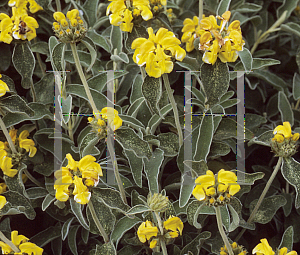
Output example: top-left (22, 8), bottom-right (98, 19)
top-left (147, 193), bottom-right (169, 212)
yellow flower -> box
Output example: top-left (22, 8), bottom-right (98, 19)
top-left (217, 169), bottom-right (240, 196)
top-left (1, 156), bottom-right (18, 177)
top-left (0, 231), bottom-right (43, 255)
top-left (132, 27), bottom-right (186, 78)
top-left (0, 14), bottom-right (14, 44)
top-left (149, 239), bottom-right (157, 249)
top-left (65, 153), bottom-right (78, 171)
top-left (253, 239), bottom-right (275, 255)
top-left (18, 130), bottom-right (37, 157)
top-left (28, 0), bottom-right (43, 13)
top-left (273, 122), bottom-right (299, 142)
top-left (181, 16), bottom-right (201, 52)
top-left (163, 216), bottom-right (183, 237)
top-left (100, 107), bottom-right (123, 131)
top-left (279, 247), bottom-right (297, 255)
top-left (192, 170), bottom-right (216, 201)
top-left (54, 175), bottom-right (73, 202)
top-left (0, 75), bottom-right (10, 97)
top-left (8, 0), bottom-right (43, 13)
top-left (53, 12), bottom-right (66, 22)
top-left (73, 176), bottom-right (91, 204)
top-left (137, 220), bottom-right (158, 243)
top-left (0, 196), bottom-right (6, 209)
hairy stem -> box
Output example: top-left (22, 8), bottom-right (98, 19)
top-left (215, 206), bottom-right (233, 255)
top-left (162, 74), bottom-right (183, 147)
top-left (55, 0), bottom-right (61, 12)
top-left (0, 231), bottom-right (20, 253)
top-left (88, 200), bottom-right (109, 243)
top-left (0, 117), bottom-right (17, 154)
top-left (70, 43), bottom-right (99, 116)
top-left (199, 0), bottom-right (203, 24)
top-left (235, 157), bottom-right (283, 242)
top-left (154, 211), bottom-right (168, 255)
top-left (23, 168), bottom-right (43, 187)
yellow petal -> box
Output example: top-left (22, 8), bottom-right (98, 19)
top-left (252, 239), bottom-right (274, 255)
top-left (163, 216), bottom-right (183, 235)
top-left (19, 242), bottom-right (43, 255)
top-left (53, 12), bottom-right (66, 22)
top-left (149, 239), bottom-right (157, 249)
top-left (0, 196), bottom-right (6, 209)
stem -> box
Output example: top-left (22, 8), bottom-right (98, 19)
top-left (162, 74), bottom-right (183, 147)
top-left (286, 181), bottom-right (289, 193)
top-left (30, 81), bottom-right (37, 102)
top-left (55, 0), bottom-right (61, 12)
top-left (198, 0), bottom-right (203, 25)
top-left (215, 206), bottom-right (233, 255)
top-left (154, 211), bottom-right (168, 255)
top-left (235, 157), bottom-right (283, 242)
top-left (36, 52), bottom-right (45, 77)
top-left (295, 99), bottom-right (300, 110)
top-left (140, 66), bottom-right (146, 80)
top-left (106, 132), bottom-right (128, 205)
top-left (70, 43), bottom-right (99, 117)
top-left (0, 231), bottom-right (20, 253)
top-left (87, 200), bottom-right (109, 243)
top-left (23, 168), bottom-right (43, 187)
top-left (68, 119), bottom-right (74, 142)
top-left (0, 117), bottom-right (17, 154)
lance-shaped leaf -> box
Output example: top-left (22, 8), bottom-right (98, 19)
top-left (123, 149), bottom-right (143, 188)
top-left (51, 42), bottom-right (66, 72)
top-left (279, 226), bottom-right (294, 251)
top-left (293, 73), bottom-right (300, 100)
top-left (143, 148), bottom-right (164, 194)
top-left (180, 231), bottom-right (211, 255)
top-left (68, 225), bottom-right (80, 255)
top-left (81, 37), bottom-right (97, 72)
top-left (29, 226), bottom-right (61, 247)
top-left (248, 130), bottom-right (273, 147)
top-left (217, 0), bottom-right (231, 16)
top-left (95, 242), bottom-right (117, 255)
top-left (110, 25), bottom-right (122, 53)
top-left (278, 91), bottom-right (294, 126)
top-left (157, 132), bottom-right (179, 157)
top-left (70, 198), bottom-right (89, 230)
top-left (125, 26), bottom-right (148, 53)
top-left (0, 95), bottom-right (34, 116)
top-left (282, 157), bottom-right (300, 208)
top-left (115, 127), bottom-right (152, 159)
top-left (61, 217), bottom-right (74, 241)
top-left (87, 29), bottom-right (111, 52)
top-left (12, 43), bottom-right (35, 89)
top-left (142, 76), bottom-right (162, 116)
top-left (237, 48), bottom-right (252, 73)
top-left (200, 59), bottom-right (230, 108)
top-left (34, 73), bottom-right (55, 104)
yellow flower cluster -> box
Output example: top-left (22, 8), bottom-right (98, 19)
top-left (132, 27), bottom-right (186, 78)
top-left (253, 239), bottom-right (297, 255)
top-left (0, 75), bottom-right (10, 97)
top-left (54, 154), bottom-right (103, 205)
top-left (0, 230), bottom-right (43, 255)
top-left (271, 122), bottom-right (299, 157)
top-left (0, 0), bottom-right (41, 44)
top-left (181, 11), bottom-right (245, 65)
top-left (0, 129), bottom-right (37, 178)
top-left (88, 107), bottom-right (123, 138)
top-left (137, 216), bottom-right (183, 249)
top-left (192, 169), bottom-right (240, 206)
top-left (0, 183), bottom-right (7, 210)
top-left (53, 9), bottom-right (86, 43)
top-left (220, 242), bottom-right (247, 255)
top-left (106, 0), bottom-right (153, 33)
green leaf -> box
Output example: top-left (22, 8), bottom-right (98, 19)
top-left (249, 195), bottom-right (286, 224)
top-left (115, 127), bottom-right (152, 159)
top-left (81, 227), bottom-right (89, 244)
top-left (12, 43), bottom-right (35, 89)
top-left (34, 73), bottom-right (55, 104)
top-left (70, 198), bottom-right (89, 230)
top-left (200, 59), bottom-right (229, 108)
top-left (293, 73), bottom-right (300, 100)
top-left (42, 194), bottom-right (55, 211)
top-left (87, 196), bottom-right (115, 235)
top-left (278, 91), bottom-right (294, 126)
top-left (1, 190), bottom-right (36, 220)
top-left (157, 13), bottom-right (173, 31)
top-left (0, 43), bottom-right (11, 72)
top-left (176, 56), bottom-right (199, 71)
top-left (0, 95), bottom-right (34, 116)
top-left (87, 29), bottom-right (111, 52)
top-left (277, 0), bottom-right (298, 20)
top-left (180, 231), bottom-right (211, 255)
top-left (83, 0), bottom-right (98, 26)
top-left (209, 141), bottom-right (231, 159)
top-left (31, 41), bottom-right (49, 55)
top-left (26, 187), bottom-right (48, 199)
top-left (92, 187), bottom-right (129, 213)
top-left (68, 225), bottom-right (80, 255)
top-left (235, 171), bottom-right (265, 185)
top-left (123, 150), bottom-right (143, 188)
top-left (179, 174), bottom-right (195, 208)
top-left (126, 205), bottom-right (150, 215)
top-left (51, 42), bottom-right (66, 71)
top-left (60, 95), bottom-right (72, 124)
top-left (228, 204), bottom-right (239, 232)
top-left (119, 114), bottom-right (145, 132)
top-left (29, 226), bottom-right (61, 247)
top-left (194, 112), bottom-right (214, 161)
top-left (95, 242), bottom-right (117, 255)
top-left (81, 37), bottom-right (97, 72)
top-left (4, 164), bottom-right (27, 198)
top-left (248, 130), bottom-right (273, 147)
top-left (61, 217), bottom-right (74, 241)
top-left (281, 22), bottom-right (300, 37)
top-left (216, 0), bottom-right (231, 16)
top-left (110, 25), bottom-right (122, 53)
top-left (143, 148), bottom-right (164, 194)
top-left (282, 193), bottom-right (293, 217)
top-left (282, 157), bottom-right (300, 209)
top-left (279, 226), bottom-right (294, 251)
top-left (142, 76), bottom-right (162, 116)
top-left (111, 216), bottom-right (142, 246)
top-left (81, 135), bottom-right (99, 158)
top-left (3, 102), bottom-right (53, 127)
top-left (0, 74), bottom-right (16, 93)
top-left (236, 3), bottom-right (262, 12)
top-left (148, 104), bottom-right (172, 134)
top-left (248, 70), bottom-right (286, 91)
top-left (156, 132), bottom-right (179, 157)
top-left (237, 48), bottom-right (252, 72)
top-left (125, 26), bottom-right (148, 53)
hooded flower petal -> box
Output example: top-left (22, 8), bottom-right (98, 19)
top-left (73, 176), bottom-right (91, 204)
top-left (217, 169), bottom-right (240, 195)
top-left (0, 196), bottom-right (6, 209)
top-left (54, 175), bottom-right (73, 202)
top-left (19, 242), bottom-right (43, 255)
top-left (252, 239), bottom-right (275, 255)
top-left (163, 216), bottom-right (183, 236)
top-left (192, 170), bottom-right (216, 201)
top-left (137, 221), bottom-right (158, 243)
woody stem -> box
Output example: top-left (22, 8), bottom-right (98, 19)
top-left (162, 74), bottom-right (183, 147)
top-left (215, 206), bottom-right (233, 255)
top-left (0, 231), bottom-right (20, 253)
top-left (70, 43), bottom-right (99, 117)
top-left (235, 156), bottom-right (283, 242)
top-left (0, 117), bottom-right (17, 154)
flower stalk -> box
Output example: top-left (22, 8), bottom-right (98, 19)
top-left (0, 231), bottom-right (20, 253)
top-left (70, 43), bottom-right (99, 118)
top-left (154, 211), bottom-right (168, 255)
top-left (23, 168), bottom-right (43, 188)
top-left (235, 156), bottom-right (283, 242)
top-left (215, 206), bottom-right (233, 255)
top-left (0, 117), bottom-right (17, 154)
top-left (198, 0), bottom-right (203, 25)
top-left (162, 74), bottom-right (183, 147)
top-left (88, 200), bottom-right (109, 243)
